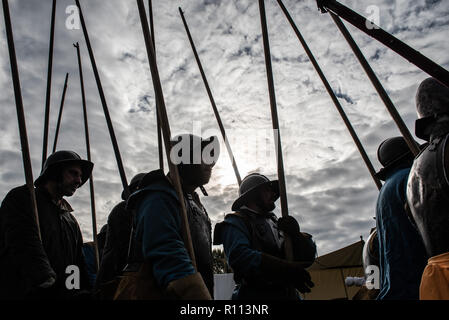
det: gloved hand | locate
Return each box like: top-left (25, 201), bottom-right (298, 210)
top-left (277, 216), bottom-right (300, 237)
top-left (259, 253), bottom-right (314, 293)
top-left (290, 266), bottom-right (314, 294)
top-left (278, 216), bottom-right (316, 266)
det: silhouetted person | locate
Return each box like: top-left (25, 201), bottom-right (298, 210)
top-left (374, 137), bottom-right (427, 300)
top-left (114, 134), bottom-right (220, 300)
top-left (214, 173), bottom-right (316, 300)
top-left (0, 151), bottom-right (94, 299)
top-left (407, 78), bottom-right (449, 300)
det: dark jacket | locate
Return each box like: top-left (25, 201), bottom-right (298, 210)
top-left (214, 208), bottom-right (316, 300)
top-left (96, 201), bottom-right (131, 288)
top-left (0, 185), bottom-right (90, 299)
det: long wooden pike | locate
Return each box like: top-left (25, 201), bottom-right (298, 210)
top-left (148, 0), bottom-right (164, 171)
top-left (3, 0), bottom-right (41, 240)
top-left (276, 0), bottom-right (382, 191)
top-left (148, 0), bottom-right (155, 53)
top-left (258, 0), bottom-right (294, 262)
top-left (329, 13), bottom-right (420, 156)
top-left (75, 0), bottom-right (130, 198)
top-left (179, 7), bottom-right (242, 186)
top-left (74, 42), bottom-right (99, 271)
top-left (317, 0), bottom-right (449, 88)
top-left (52, 73), bottom-right (69, 153)
top-left (42, 0), bottom-right (57, 167)
top-left (136, 0), bottom-right (197, 270)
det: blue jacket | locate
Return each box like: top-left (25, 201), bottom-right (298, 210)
top-left (216, 214), bottom-right (262, 278)
top-left (376, 167), bottom-right (427, 300)
top-left (133, 182), bottom-right (195, 289)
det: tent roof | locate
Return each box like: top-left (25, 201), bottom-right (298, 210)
top-left (307, 240), bottom-right (365, 271)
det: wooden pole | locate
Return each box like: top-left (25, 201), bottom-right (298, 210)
top-left (3, 0), bottom-right (42, 240)
top-left (329, 13), bottom-right (420, 156)
top-left (276, 0), bottom-right (382, 191)
top-left (148, 0), bottom-right (155, 50)
top-left (317, 0), bottom-right (449, 88)
top-left (148, 0), bottom-right (164, 171)
top-left (137, 0), bottom-right (197, 269)
top-left (179, 7), bottom-right (242, 186)
top-left (42, 0), bottom-right (57, 167)
top-left (75, 0), bottom-right (130, 198)
top-left (258, 0), bottom-right (294, 262)
top-left (52, 73), bottom-right (69, 153)
top-left (74, 42), bottom-right (99, 271)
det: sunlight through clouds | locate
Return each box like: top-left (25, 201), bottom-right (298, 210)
top-left (1, 0), bottom-right (447, 254)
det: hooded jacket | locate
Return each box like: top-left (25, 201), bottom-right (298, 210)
top-left (126, 170), bottom-right (214, 296)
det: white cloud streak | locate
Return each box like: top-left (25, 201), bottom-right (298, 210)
top-left (1, 0), bottom-right (447, 254)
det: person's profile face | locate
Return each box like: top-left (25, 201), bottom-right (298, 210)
top-left (60, 164), bottom-right (83, 197)
top-left (257, 185), bottom-right (276, 212)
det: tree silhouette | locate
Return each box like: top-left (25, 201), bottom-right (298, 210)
top-left (212, 248), bottom-right (232, 274)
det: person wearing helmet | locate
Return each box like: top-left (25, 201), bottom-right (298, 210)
top-left (94, 172), bottom-right (146, 299)
top-left (0, 150), bottom-right (94, 299)
top-left (373, 137), bottom-right (427, 300)
top-left (114, 134), bottom-right (220, 300)
top-left (213, 173), bottom-right (316, 300)
top-left (407, 77), bottom-right (449, 300)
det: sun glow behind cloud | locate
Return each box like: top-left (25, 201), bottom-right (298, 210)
top-left (1, 0), bottom-right (448, 255)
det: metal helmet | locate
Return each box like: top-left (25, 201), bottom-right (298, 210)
top-left (121, 172), bottom-right (146, 200)
top-left (170, 133), bottom-right (220, 166)
top-left (415, 77), bottom-right (449, 140)
top-left (375, 136), bottom-right (414, 181)
top-left (34, 150), bottom-right (94, 187)
top-left (231, 173), bottom-right (279, 211)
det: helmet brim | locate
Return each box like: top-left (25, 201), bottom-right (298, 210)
top-left (375, 142), bottom-right (427, 181)
top-left (375, 150), bottom-right (413, 181)
top-left (34, 159), bottom-right (94, 187)
top-left (231, 180), bottom-right (279, 211)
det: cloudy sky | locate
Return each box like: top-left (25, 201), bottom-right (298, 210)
top-left (1, 0), bottom-right (448, 256)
